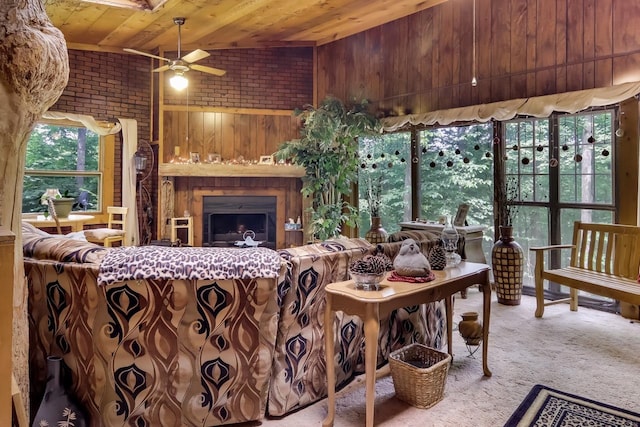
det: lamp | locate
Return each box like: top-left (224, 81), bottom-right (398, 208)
top-left (441, 218), bottom-right (461, 266)
top-left (170, 71), bottom-right (188, 90)
top-left (134, 151), bottom-right (147, 174)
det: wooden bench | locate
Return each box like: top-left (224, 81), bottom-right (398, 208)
top-left (530, 221), bottom-right (640, 318)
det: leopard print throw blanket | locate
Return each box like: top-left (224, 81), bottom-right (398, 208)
top-left (98, 245), bottom-right (283, 286)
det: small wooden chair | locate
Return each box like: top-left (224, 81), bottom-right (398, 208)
top-left (170, 216), bottom-right (194, 246)
top-left (85, 206), bottom-right (128, 247)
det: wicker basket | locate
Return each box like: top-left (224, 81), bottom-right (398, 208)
top-left (389, 343), bottom-right (451, 409)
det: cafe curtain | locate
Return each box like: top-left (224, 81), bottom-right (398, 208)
top-left (381, 81), bottom-right (640, 132)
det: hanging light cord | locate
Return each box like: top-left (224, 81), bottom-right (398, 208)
top-left (186, 85), bottom-right (189, 144)
top-left (472, 0), bottom-right (477, 87)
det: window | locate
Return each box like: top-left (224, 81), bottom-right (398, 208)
top-left (419, 124), bottom-right (494, 229)
top-left (23, 122), bottom-right (103, 213)
top-left (358, 133), bottom-right (411, 236)
top-left (501, 109), bottom-right (616, 309)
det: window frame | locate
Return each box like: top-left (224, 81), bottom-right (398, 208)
top-left (23, 118), bottom-right (115, 218)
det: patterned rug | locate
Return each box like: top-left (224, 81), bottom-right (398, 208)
top-left (504, 384), bottom-right (640, 427)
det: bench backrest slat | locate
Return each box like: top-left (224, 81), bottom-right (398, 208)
top-left (571, 221), bottom-right (640, 280)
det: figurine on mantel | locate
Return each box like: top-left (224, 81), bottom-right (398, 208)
top-left (285, 217), bottom-right (302, 230)
top-left (392, 239), bottom-right (432, 277)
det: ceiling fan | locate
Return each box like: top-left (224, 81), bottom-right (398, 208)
top-left (124, 17), bottom-right (226, 88)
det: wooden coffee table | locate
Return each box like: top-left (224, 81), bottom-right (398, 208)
top-left (322, 262), bottom-right (492, 427)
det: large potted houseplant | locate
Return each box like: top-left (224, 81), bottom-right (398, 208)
top-left (491, 176), bottom-right (525, 305)
top-left (275, 96), bottom-right (380, 241)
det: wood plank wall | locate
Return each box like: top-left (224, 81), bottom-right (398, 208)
top-left (160, 108), bottom-right (304, 246)
top-left (317, 0), bottom-right (640, 114)
top-left (162, 108), bottom-right (300, 163)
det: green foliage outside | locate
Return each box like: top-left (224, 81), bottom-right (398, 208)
top-left (358, 124), bottom-right (495, 250)
top-left (358, 133), bottom-right (411, 235)
top-left (419, 124), bottom-right (495, 231)
top-left (23, 124), bottom-right (101, 213)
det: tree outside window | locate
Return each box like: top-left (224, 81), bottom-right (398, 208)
top-left (23, 123), bottom-right (101, 213)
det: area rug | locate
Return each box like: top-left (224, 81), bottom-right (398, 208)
top-left (504, 384), bottom-right (640, 427)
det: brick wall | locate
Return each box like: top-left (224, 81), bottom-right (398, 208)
top-left (50, 49), bottom-right (153, 208)
top-left (162, 47), bottom-right (313, 109)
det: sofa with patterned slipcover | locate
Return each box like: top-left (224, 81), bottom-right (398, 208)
top-left (24, 222), bottom-right (284, 426)
top-left (24, 223), bottom-right (452, 425)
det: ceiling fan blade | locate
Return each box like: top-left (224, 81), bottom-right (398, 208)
top-left (123, 48), bottom-right (169, 62)
top-left (181, 49), bottom-right (210, 64)
top-left (190, 63), bottom-right (226, 77)
top-left (153, 65), bottom-right (171, 72)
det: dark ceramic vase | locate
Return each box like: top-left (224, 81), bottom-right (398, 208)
top-left (31, 356), bottom-right (88, 427)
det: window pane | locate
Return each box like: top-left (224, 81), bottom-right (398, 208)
top-left (511, 205), bottom-right (549, 287)
top-left (26, 124), bottom-right (99, 171)
top-left (561, 208), bottom-right (614, 231)
top-left (558, 111), bottom-right (614, 205)
top-left (358, 133), bottom-right (411, 236)
top-left (23, 175), bottom-right (100, 213)
top-left (504, 118), bottom-right (549, 203)
top-left (419, 124), bottom-right (495, 259)
top-left (23, 122), bottom-right (102, 213)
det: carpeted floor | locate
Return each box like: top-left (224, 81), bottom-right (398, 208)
top-left (241, 288), bottom-right (640, 427)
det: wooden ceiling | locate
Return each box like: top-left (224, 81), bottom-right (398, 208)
top-left (45, 0), bottom-right (448, 53)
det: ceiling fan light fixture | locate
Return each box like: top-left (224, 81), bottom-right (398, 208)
top-left (170, 71), bottom-right (188, 90)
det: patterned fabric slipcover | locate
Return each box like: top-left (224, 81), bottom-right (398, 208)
top-left (25, 226), bottom-right (454, 424)
top-left (268, 236), bottom-right (447, 416)
top-left (26, 231), bottom-right (283, 426)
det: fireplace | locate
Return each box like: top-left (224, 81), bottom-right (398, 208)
top-left (203, 195), bottom-right (277, 248)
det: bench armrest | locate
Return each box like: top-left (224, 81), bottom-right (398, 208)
top-left (530, 244), bottom-right (575, 252)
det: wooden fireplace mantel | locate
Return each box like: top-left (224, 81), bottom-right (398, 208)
top-left (192, 188), bottom-right (289, 248)
top-left (159, 163), bottom-right (305, 178)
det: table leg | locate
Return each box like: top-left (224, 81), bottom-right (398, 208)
top-left (445, 294), bottom-right (454, 358)
top-left (322, 296), bottom-right (335, 427)
top-left (481, 279), bottom-right (492, 377)
top-left (364, 303), bottom-right (380, 427)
